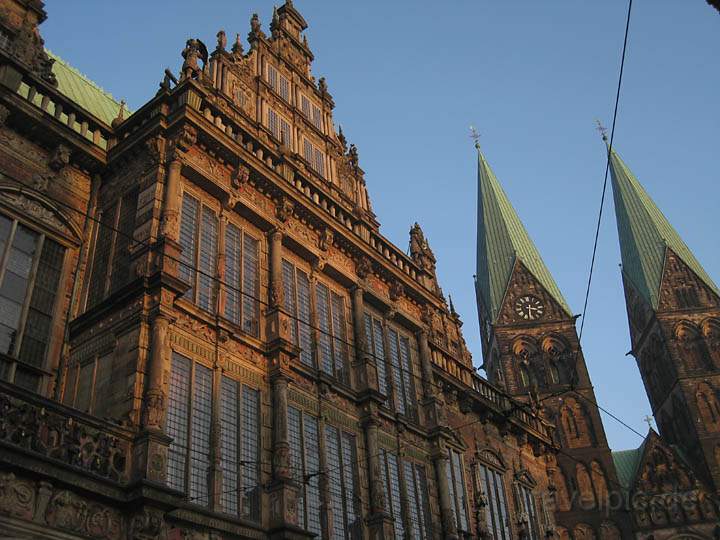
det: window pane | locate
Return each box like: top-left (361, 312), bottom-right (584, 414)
top-left (415, 464), bottom-right (432, 540)
top-left (331, 293), bottom-right (349, 384)
top-left (297, 270), bottom-right (313, 367)
top-left (386, 452), bottom-right (404, 538)
top-left (399, 336), bottom-right (418, 419)
top-left (224, 223), bottom-right (241, 324)
top-left (88, 206), bottom-right (115, 306)
top-left (315, 283), bottom-right (333, 375)
top-left (241, 234), bottom-right (259, 337)
top-left (371, 316), bottom-right (388, 398)
top-left (197, 207), bottom-right (218, 312)
top-left (404, 461), bottom-right (422, 538)
top-left (341, 433), bottom-right (359, 538)
top-left (220, 377), bottom-right (239, 515)
top-left (303, 414), bottom-right (322, 536)
top-left (13, 367), bottom-right (39, 392)
top-left (388, 329), bottom-right (405, 415)
top-left (451, 451), bottom-right (468, 531)
top-left (0, 214), bottom-right (12, 257)
top-left (325, 425), bottom-right (346, 539)
top-left (282, 260), bottom-right (298, 346)
top-left (179, 194), bottom-right (199, 299)
top-left (167, 354), bottom-right (191, 492)
top-left (19, 238), bottom-right (64, 367)
top-left (110, 190), bottom-right (137, 293)
top-left (241, 386), bottom-right (260, 520)
top-left (189, 364), bottom-right (212, 505)
top-left (288, 406), bottom-right (304, 526)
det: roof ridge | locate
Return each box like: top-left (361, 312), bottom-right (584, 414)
top-left (45, 48), bottom-right (125, 109)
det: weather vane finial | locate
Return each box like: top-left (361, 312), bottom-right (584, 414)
top-left (643, 415), bottom-right (654, 430)
top-left (469, 125), bottom-right (481, 149)
top-left (595, 119), bottom-right (608, 142)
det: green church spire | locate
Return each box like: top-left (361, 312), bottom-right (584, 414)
top-left (608, 146), bottom-right (719, 309)
top-left (475, 146), bottom-right (572, 323)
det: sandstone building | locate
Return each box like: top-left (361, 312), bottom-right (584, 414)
top-left (0, 1), bottom-right (717, 539)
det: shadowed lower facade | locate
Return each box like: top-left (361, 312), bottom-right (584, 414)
top-left (0, 1), bottom-right (717, 539)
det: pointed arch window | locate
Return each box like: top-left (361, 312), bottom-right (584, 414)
top-left (519, 364), bottom-right (530, 388)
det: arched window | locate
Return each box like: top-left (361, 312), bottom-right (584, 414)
top-left (562, 406), bottom-right (579, 438)
top-left (519, 364), bottom-right (530, 388)
top-left (675, 322), bottom-right (711, 371)
top-left (696, 383), bottom-right (720, 430)
top-left (590, 461), bottom-right (609, 507)
top-left (575, 464), bottom-right (596, 509)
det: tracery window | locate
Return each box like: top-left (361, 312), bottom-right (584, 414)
top-left (178, 193), bottom-right (260, 335)
top-left (446, 448), bottom-right (470, 533)
top-left (165, 352), bottom-right (261, 521)
top-left (363, 311), bottom-right (418, 418)
top-left (479, 463), bottom-right (511, 539)
top-left (282, 260), bottom-right (350, 382)
top-left (0, 213), bottom-right (65, 392)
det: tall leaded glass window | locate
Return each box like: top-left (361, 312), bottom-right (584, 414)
top-left (388, 328), bottom-right (418, 419)
top-left (518, 482), bottom-right (540, 540)
top-left (325, 425), bottom-right (360, 539)
top-left (0, 214), bottom-right (65, 391)
top-left (315, 283), bottom-right (349, 382)
top-left (446, 449), bottom-right (469, 533)
top-left (303, 138), bottom-right (325, 177)
top-left (282, 260), bottom-right (313, 367)
top-left (220, 377), bottom-right (261, 520)
top-left (178, 193), bottom-right (218, 311)
top-left (479, 464), bottom-right (511, 540)
top-left (404, 461), bottom-right (432, 540)
top-left (267, 64), bottom-right (290, 102)
top-left (166, 352), bottom-right (261, 514)
top-left (364, 313), bottom-right (387, 398)
top-left (268, 108), bottom-right (292, 145)
top-left (288, 406), bottom-right (322, 537)
top-left (380, 449), bottom-right (405, 539)
top-left (224, 223), bottom-right (260, 337)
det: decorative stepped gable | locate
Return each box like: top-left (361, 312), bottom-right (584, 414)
top-left (608, 146), bottom-right (720, 311)
top-left (475, 145), bottom-right (572, 324)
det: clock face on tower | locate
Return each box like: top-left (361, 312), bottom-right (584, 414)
top-left (514, 295), bottom-right (545, 321)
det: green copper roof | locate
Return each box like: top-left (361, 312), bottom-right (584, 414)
top-left (47, 49), bottom-right (127, 126)
top-left (609, 147), bottom-right (719, 309)
top-left (612, 439), bottom-right (646, 490)
top-left (476, 149), bottom-right (572, 322)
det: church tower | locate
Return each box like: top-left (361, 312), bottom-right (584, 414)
top-left (475, 144), bottom-right (630, 536)
top-left (609, 145), bottom-right (720, 491)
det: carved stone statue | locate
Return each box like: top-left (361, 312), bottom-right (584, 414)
top-left (181, 38), bottom-right (208, 80)
top-left (216, 30), bottom-right (227, 51)
top-left (250, 13), bottom-right (264, 38)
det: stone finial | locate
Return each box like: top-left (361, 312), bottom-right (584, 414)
top-left (231, 33), bottom-right (244, 56)
top-left (216, 30), bottom-right (227, 51)
top-left (270, 7), bottom-right (280, 37)
top-left (409, 222), bottom-right (437, 273)
top-left (249, 13), bottom-right (264, 39)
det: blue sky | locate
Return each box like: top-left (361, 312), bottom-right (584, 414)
top-left (43, 1), bottom-right (719, 451)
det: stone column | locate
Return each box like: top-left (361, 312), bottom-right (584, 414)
top-left (269, 229), bottom-right (284, 308)
top-left (134, 313), bottom-right (174, 483)
top-left (418, 329), bottom-right (435, 398)
top-left (434, 445), bottom-right (458, 540)
top-left (209, 363), bottom-right (223, 511)
top-left (161, 159), bottom-right (182, 241)
top-left (271, 372), bottom-right (291, 481)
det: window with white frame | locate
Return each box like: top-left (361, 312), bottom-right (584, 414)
top-left (165, 352), bottom-right (261, 520)
top-left (479, 463), bottom-right (512, 540)
top-left (446, 449), bottom-right (469, 533)
top-left (303, 137), bottom-right (326, 177)
top-left (268, 108), bottom-right (292, 146)
top-left (0, 213), bottom-right (65, 392)
top-left (300, 94), bottom-right (323, 131)
top-left (363, 312), bottom-right (418, 419)
top-left (282, 259), bottom-right (350, 382)
top-left (267, 64), bottom-right (290, 102)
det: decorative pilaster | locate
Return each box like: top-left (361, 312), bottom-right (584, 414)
top-left (161, 159), bottom-right (182, 241)
top-left (134, 313), bottom-right (173, 483)
top-left (362, 407), bottom-right (394, 539)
